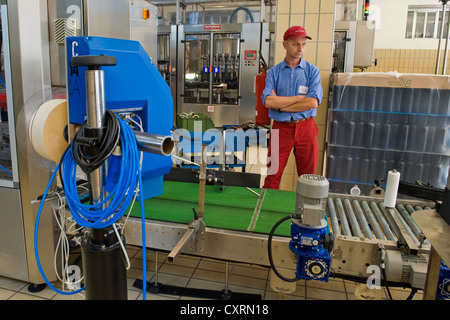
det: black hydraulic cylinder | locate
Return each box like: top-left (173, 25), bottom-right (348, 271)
top-left (81, 227), bottom-right (128, 300)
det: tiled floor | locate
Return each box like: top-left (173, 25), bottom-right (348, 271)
top-left (0, 245), bottom-right (422, 300)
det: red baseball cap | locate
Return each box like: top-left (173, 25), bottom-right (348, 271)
top-left (283, 26), bottom-right (312, 41)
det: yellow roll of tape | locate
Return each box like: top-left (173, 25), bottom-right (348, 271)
top-left (29, 99), bottom-right (69, 163)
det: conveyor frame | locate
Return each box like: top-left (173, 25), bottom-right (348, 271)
top-left (123, 190), bottom-right (433, 287)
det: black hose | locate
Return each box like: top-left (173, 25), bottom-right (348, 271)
top-left (381, 266), bottom-right (394, 300)
top-left (71, 110), bottom-right (120, 174)
top-left (267, 215), bottom-right (300, 282)
top-left (406, 287), bottom-right (418, 300)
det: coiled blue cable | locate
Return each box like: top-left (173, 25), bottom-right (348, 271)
top-left (62, 116), bottom-right (139, 228)
top-left (34, 114), bottom-right (147, 299)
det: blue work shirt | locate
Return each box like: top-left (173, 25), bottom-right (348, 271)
top-left (262, 58), bottom-right (323, 122)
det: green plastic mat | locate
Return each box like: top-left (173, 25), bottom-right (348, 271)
top-left (128, 181), bottom-right (295, 236)
top-left (252, 189), bottom-right (296, 236)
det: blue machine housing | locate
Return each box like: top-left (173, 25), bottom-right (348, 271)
top-left (66, 36), bottom-right (173, 199)
top-left (289, 222), bottom-right (331, 282)
top-left (436, 261), bottom-right (450, 300)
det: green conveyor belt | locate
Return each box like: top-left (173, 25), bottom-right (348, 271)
top-left (128, 181), bottom-right (295, 236)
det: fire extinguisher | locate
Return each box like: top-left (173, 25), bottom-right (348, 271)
top-left (255, 53), bottom-right (270, 126)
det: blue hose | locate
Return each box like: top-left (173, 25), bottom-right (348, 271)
top-left (62, 116), bottom-right (139, 229)
top-left (34, 114), bottom-right (147, 299)
top-left (229, 6), bottom-right (254, 23)
top-left (34, 162), bottom-right (85, 295)
top-left (0, 163), bottom-right (12, 175)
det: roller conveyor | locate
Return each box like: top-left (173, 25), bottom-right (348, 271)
top-left (125, 180), bottom-right (433, 245)
top-left (327, 195), bottom-right (431, 246)
top-left (124, 181), bottom-right (434, 290)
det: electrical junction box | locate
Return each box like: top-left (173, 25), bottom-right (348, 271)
top-left (354, 20), bottom-right (375, 68)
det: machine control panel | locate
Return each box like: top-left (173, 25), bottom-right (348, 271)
top-left (244, 50), bottom-right (257, 67)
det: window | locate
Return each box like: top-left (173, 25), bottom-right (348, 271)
top-left (405, 6), bottom-right (448, 39)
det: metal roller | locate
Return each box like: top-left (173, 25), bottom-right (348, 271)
top-left (398, 204), bottom-right (430, 245)
top-left (369, 201), bottom-right (396, 241)
top-left (334, 198), bottom-right (351, 236)
top-left (361, 200), bottom-right (385, 240)
top-left (343, 198), bottom-right (363, 238)
top-left (328, 196), bottom-right (432, 244)
top-left (351, 199), bottom-right (373, 239)
top-left (380, 202), bottom-right (419, 244)
top-left (327, 197), bottom-right (341, 235)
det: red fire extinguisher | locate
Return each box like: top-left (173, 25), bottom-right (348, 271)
top-left (255, 66), bottom-right (270, 126)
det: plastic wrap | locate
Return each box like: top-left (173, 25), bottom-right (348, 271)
top-left (326, 72), bottom-right (450, 195)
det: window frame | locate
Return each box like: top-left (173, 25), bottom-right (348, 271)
top-left (406, 6), bottom-right (447, 39)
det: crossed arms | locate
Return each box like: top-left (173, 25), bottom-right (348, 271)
top-left (264, 90), bottom-right (318, 112)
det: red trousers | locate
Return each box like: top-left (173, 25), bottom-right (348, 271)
top-left (263, 118), bottom-right (318, 189)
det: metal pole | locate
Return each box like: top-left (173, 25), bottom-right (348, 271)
top-left (155, 251), bottom-right (159, 285)
top-left (224, 262), bottom-right (229, 294)
top-left (436, 1), bottom-right (447, 74)
top-left (442, 6), bottom-right (450, 74)
top-left (76, 58), bottom-right (127, 300)
top-left (209, 32), bottom-right (214, 106)
top-left (260, 0), bottom-right (266, 22)
top-left (85, 69), bottom-right (106, 203)
top-left (176, 0), bottom-right (180, 25)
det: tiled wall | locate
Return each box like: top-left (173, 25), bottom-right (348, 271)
top-left (274, 0), bottom-right (335, 191)
top-left (365, 49), bottom-right (450, 75)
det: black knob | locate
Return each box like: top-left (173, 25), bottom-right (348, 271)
top-left (71, 55), bottom-right (117, 70)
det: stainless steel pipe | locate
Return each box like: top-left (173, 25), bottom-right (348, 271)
top-left (85, 69), bottom-right (106, 203)
top-left (134, 131), bottom-right (174, 156)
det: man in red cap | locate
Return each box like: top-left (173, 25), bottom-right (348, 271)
top-left (261, 25), bottom-right (323, 189)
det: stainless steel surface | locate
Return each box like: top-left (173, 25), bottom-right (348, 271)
top-left (84, 0), bottom-right (130, 40)
top-left (176, 23), bottom-right (273, 126)
top-left (327, 194), bottom-right (432, 280)
top-left (85, 69), bottom-right (106, 203)
top-left (239, 22), bottom-right (261, 124)
top-left (157, 24), bottom-right (178, 120)
top-left (86, 70), bottom-right (105, 129)
top-left (343, 198), bottom-right (363, 237)
top-left (0, 187), bottom-right (27, 280)
top-left (0, 3), bottom-right (18, 188)
top-left (129, 1), bottom-right (158, 61)
top-left (332, 235), bottom-right (393, 277)
top-left (328, 195), bottom-right (432, 245)
top-left (124, 217), bottom-right (296, 269)
top-left (85, 0), bottom-right (157, 61)
top-left (48, 0), bottom-right (83, 86)
top-left (49, 0), bottom-right (158, 86)
top-left (167, 228), bottom-right (195, 262)
top-left (1, 0), bottom-right (58, 284)
top-left (351, 199), bottom-right (372, 238)
top-left (134, 131), bottom-right (174, 156)
top-left (353, 21), bottom-right (376, 68)
top-left (260, 21), bottom-right (275, 68)
top-left (384, 206), bottom-right (423, 254)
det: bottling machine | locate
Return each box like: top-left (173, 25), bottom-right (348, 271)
top-left (157, 22), bottom-right (274, 127)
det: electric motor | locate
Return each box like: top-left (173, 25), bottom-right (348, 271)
top-left (289, 174), bottom-right (332, 282)
top-left (295, 174), bottom-right (329, 227)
